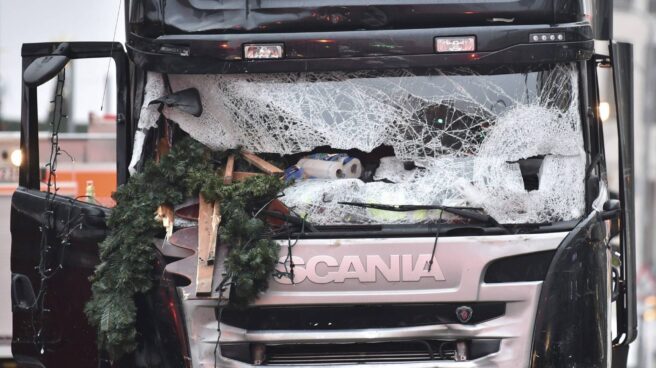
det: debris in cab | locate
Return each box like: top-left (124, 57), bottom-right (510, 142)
top-left (285, 153), bottom-right (363, 181)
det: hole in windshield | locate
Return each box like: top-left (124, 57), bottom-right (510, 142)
top-left (135, 64), bottom-right (585, 225)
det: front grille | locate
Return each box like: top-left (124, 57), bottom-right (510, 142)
top-left (267, 340), bottom-right (456, 365)
top-left (220, 302), bottom-right (505, 330)
top-left (221, 339), bottom-right (501, 365)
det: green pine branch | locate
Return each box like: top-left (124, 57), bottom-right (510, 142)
top-left (84, 137), bottom-right (285, 360)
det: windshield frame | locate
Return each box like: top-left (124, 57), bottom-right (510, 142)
top-left (135, 61), bottom-right (596, 235)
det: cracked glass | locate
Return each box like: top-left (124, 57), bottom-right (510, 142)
top-left (136, 64), bottom-right (585, 224)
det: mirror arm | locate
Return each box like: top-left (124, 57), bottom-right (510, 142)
top-left (600, 199), bottom-right (621, 220)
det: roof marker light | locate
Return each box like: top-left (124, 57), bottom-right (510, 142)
top-left (244, 44), bottom-right (284, 59)
top-left (435, 36), bottom-right (476, 53)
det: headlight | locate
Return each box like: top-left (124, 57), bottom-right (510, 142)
top-left (10, 149), bottom-right (22, 167)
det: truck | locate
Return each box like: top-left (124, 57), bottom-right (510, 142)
top-left (9, 0), bottom-right (638, 367)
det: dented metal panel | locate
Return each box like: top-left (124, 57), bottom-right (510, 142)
top-left (124, 0), bottom-right (593, 74)
top-left (181, 232), bottom-right (568, 367)
top-left (530, 212), bottom-right (610, 366)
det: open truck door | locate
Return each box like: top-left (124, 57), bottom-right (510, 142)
top-left (593, 1), bottom-right (638, 363)
top-left (609, 41), bottom-right (638, 367)
top-left (10, 42), bottom-right (130, 367)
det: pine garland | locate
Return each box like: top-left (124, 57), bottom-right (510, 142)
top-left (84, 138), bottom-right (285, 359)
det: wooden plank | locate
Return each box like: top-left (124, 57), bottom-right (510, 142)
top-left (157, 137), bottom-right (170, 161)
top-left (233, 171), bottom-right (263, 182)
top-left (224, 154), bottom-right (235, 185)
top-left (207, 202), bottom-right (221, 263)
top-left (196, 194), bottom-right (216, 295)
top-left (241, 151), bottom-right (283, 175)
top-left (156, 205), bottom-right (175, 240)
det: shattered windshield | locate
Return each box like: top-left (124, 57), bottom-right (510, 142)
top-left (138, 64), bottom-right (585, 225)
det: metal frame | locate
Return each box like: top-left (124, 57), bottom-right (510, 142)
top-left (611, 41), bottom-right (638, 347)
top-left (126, 23), bottom-right (594, 74)
top-left (19, 42), bottom-right (132, 188)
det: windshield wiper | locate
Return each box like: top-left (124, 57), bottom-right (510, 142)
top-left (260, 210), bottom-right (318, 232)
top-left (338, 201), bottom-right (500, 226)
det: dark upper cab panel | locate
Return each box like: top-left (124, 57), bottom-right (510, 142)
top-left (129, 0), bottom-right (585, 37)
top-left (125, 0), bottom-right (593, 74)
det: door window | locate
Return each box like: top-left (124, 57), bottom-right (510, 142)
top-left (35, 59), bottom-right (118, 207)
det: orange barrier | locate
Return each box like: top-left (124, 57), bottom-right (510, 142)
top-left (0, 167), bottom-right (117, 207)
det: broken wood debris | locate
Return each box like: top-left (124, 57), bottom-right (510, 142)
top-left (207, 201), bottom-right (221, 264)
top-left (194, 151), bottom-right (283, 297)
top-left (224, 154), bottom-right (235, 184)
top-left (241, 150), bottom-right (283, 175)
top-left (155, 205), bottom-right (174, 240)
top-left (196, 193), bottom-right (217, 295)
top-left (233, 171), bottom-right (263, 182)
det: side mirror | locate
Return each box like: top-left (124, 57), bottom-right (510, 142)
top-left (149, 88), bottom-right (203, 117)
top-left (23, 43), bottom-right (70, 87)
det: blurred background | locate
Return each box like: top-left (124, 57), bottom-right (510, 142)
top-left (0, 0), bottom-right (655, 366)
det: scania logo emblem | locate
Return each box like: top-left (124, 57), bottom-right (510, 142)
top-left (274, 254), bottom-right (446, 284)
top-left (456, 306), bottom-right (473, 323)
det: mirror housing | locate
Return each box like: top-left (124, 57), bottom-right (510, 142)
top-left (23, 43), bottom-right (70, 87)
top-left (149, 88), bottom-right (203, 117)
top-left (601, 199), bottom-right (621, 239)
top-left (601, 199), bottom-right (621, 219)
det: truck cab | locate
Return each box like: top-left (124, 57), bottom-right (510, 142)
top-left (10, 1), bottom-right (637, 367)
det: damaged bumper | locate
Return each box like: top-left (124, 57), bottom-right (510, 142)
top-left (175, 233), bottom-right (569, 367)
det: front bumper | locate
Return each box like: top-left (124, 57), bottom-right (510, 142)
top-left (175, 233), bottom-right (568, 367)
